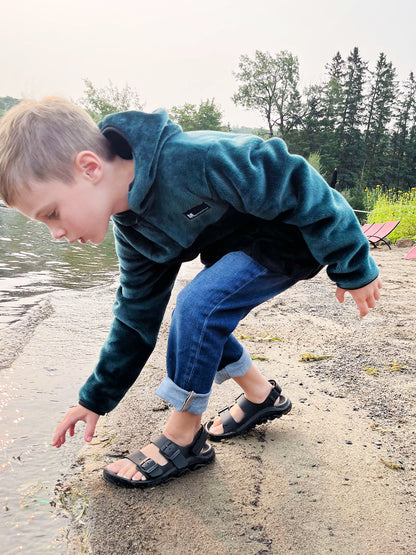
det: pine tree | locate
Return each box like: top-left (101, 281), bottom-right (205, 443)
top-left (337, 47), bottom-right (368, 188)
top-left (295, 84), bottom-right (326, 157)
top-left (390, 72), bottom-right (416, 188)
top-left (362, 53), bottom-right (397, 187)
top-left (317, 52), bottom-right (346, 180)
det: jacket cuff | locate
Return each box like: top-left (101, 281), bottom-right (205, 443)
top-left (78, 399), bottom-right (106, 416)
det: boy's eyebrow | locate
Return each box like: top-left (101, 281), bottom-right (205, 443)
top-left (33, 205), bottom-right (52, 219)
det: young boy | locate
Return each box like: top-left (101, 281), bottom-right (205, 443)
top-left (0, 97), bottom-right (381, 489)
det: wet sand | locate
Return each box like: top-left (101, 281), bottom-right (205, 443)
top-left (15, 248), bottom-right (416, 553)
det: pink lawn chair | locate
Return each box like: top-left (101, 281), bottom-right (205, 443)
top-left (361, 221), bottom-right (400, 249)
top-left (405, 245), bottom-right (416, 260)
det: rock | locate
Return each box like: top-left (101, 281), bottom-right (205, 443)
top-left (395, 238), bottom-right (414, 248)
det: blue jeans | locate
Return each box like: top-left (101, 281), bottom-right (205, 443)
top-left (156, 251), bottom-right (299, 414)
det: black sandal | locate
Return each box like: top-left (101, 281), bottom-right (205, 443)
top-left (205, 380), bottom-right (291, 441)
top-left (103, 426), bottom-right (215, 488)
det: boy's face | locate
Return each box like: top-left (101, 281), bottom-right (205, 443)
top-left (12, 175), bottom-right (112, 245)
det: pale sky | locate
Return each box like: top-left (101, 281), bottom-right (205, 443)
top-left (1, 0), bottom-right (415, 127)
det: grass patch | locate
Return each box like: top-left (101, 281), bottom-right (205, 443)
top-left (364, 366), bottom-right (380, 376)
top-left (298, 353), bottom-right (334, 362)
top-left (366, 186), bottom-right (416, 242)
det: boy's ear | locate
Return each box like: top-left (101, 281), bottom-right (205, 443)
top-left (74, 151), bottom-right (103, 183)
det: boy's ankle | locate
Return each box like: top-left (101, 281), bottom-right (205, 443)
top-left (163, 425), bottom-right (200, 447)
top-left (243, 380), bottom-right (273, 404)
top-left (163, 410), bottom-right (202, 446)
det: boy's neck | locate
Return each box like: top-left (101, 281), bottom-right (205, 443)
top-left (105, 155), bottom-right (135, 215)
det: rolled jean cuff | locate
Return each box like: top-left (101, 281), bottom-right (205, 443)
top-left (156, 377), bottom-right (211, 414)
top-left (215, 347), bottom-right (252, 384)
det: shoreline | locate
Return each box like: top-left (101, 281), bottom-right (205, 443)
top-left (56, 247), bottom-right (416, 554)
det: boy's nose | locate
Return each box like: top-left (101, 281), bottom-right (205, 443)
top-left (50, 226), bottom-right (66, 240)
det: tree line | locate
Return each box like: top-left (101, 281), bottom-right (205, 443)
top-left (233, 48), bottom-right (416, 192)
top-left (2, 46), bottom-right (414, 193)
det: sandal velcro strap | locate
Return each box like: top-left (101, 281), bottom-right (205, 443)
top-left (126, 451), bottom-right (165, 479)
top-left (153, 435), bottom-right (189, 470)
top-left (220, 410), bottom-right (239, 434)
top-left (190, 426), bottom-right (209, 455)
top-left (139, 457), bottom-right (164, 478)
top-left (152, 427), bottom-right (209, 470)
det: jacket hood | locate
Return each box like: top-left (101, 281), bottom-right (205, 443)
top-left (99, 110), bottom-right (182, 213)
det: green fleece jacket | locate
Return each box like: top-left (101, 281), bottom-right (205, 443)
top-left (78, 109), bottom-right (379, 415)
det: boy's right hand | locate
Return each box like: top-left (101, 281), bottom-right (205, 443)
top-left (52, 404), bottom-right (100, 448)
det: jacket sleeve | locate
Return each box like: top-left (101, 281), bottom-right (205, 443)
top-left (78, 229), bottom-right (180, 415)
top-left (205, 135), bottom-right (378, 289)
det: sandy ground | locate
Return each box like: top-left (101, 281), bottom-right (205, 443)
top-left (54, 246), bottom-right (416, 554)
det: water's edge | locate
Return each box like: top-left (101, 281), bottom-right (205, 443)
top-left (1, 282), bottom-right (117, 554)
top-left (0, 297), bottom-right (54, 371)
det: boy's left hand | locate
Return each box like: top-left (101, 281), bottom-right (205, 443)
top-left (52, 404), bottom-right (100, 448)
top-left (335, 276), bottom-right (382, 317)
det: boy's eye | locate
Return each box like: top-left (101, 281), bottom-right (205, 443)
top-left (47, 210), bottom-right (58, 220)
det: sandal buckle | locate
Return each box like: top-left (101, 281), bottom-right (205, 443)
top-left (163, 443), bottom-right (181, 460)
top-left (140, 457), bottom-right (158, 473)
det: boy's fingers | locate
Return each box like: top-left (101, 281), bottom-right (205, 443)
top-left (52, 426), bottom-right (63, 446)
top-left (84, 429), bottom-right (93, 443)
top-left (84, 414), bottom-right (99, 443)
top-left (52, 414), bottom-right (74, 447)
top-left (52, 432), bottom-right (65, 448)
top-left (335, 287), bottom-right (345, 303)
top-left (353, 293), bottom-right (369, 317)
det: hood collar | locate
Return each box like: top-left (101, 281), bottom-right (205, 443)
top-left (99, 110), bottom-right (182, 213)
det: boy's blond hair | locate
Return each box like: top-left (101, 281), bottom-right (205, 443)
top-left (0, 97), bottom-right (114, 205)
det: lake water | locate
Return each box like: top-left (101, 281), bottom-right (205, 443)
top-left (0, 206), bottom-right (118, 329)
top-left (0, 206), bottom-right (119, 554)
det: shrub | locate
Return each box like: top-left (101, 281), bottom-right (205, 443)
top-left (367, 187), bottom-right (416, 242)
top-left (339, 187), bottom-right (368, 223)
top-left (308, 152), bottom-right (322, 175)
